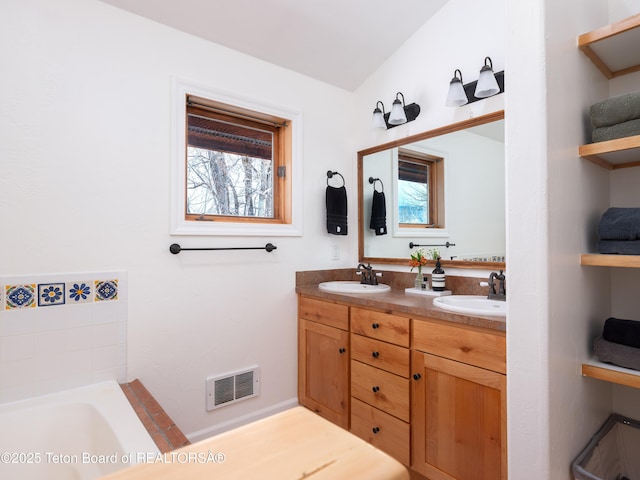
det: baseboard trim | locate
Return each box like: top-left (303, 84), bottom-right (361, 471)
top-left (186, 397), bottom-right (300, 443)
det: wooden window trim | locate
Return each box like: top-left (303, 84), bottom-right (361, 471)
top-left (397, 148), bottom-right (444, 229)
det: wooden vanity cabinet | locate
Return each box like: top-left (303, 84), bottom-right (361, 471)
top-left (298, 293), bottom-right (508, 479)
top-left (349, 307), bottom-right (411, 466)
top-left (298, 296), bottom-right (350, 429)
top-left (411, 318), bottom-right (507, 480)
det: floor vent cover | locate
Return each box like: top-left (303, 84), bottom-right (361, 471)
top-left (206, 366), bottom-right (260, 411)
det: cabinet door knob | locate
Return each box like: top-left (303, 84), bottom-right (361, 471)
top-left (338, 348), bottom-right (346, 354)
top-left (372, 351), bottom-right (379, 358)
top-left (371, 323), bottom-right (380, 329)
top-left (372, 427), bottom-right (380, 434)
top-left (372, 386), bottom-right (380, 393)
top-left (413, 373), bottom-right (421, 380)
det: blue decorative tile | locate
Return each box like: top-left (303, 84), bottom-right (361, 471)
top-left (6, 284), bottom-right (36, 309)
top-left (67, 281), bottom-right (93, 304)
top-left (95, 280), bottom-right (118, 301)
top-left (37, 283), bottom-right (66, 307)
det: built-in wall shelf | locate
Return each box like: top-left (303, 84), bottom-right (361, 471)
top-left (578, 13), bottom-right (640, 79)
top-left (582, 358), bottom-right (640, 389)
top-left (581, 254), bottom-right (640, 268)
top-left (577, 14), bottom-right (640, 394)
top-left (579, 135), bottom-right (640, 170)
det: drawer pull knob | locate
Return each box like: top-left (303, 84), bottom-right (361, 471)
top-left (372, 386), bottom-right (380, 393)
top-left (338, 348), bottom-right (346, 354)
top-left (413, 373), bottom-right (421, 380)
top-left (372, 351), bottom-right (379, 358)
top-left (372, 427), bottom-right (380, 434)
top-left (371, 323), bottom-right (380, 329)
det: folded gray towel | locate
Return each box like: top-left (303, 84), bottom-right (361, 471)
top-left (598, 208), bottom-right (640, 241)
top-left (597, 240), bottom-right (640, 255)
top-left (592, 118), bottom-right (640, 143)
top-left (594, 335), bottom-right (640, 371)
top-left (590, 91), bottom-right (640, 128)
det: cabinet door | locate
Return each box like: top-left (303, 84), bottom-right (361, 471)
top-left (411, 351), bottom-right (507, 480)
top-left (298, 319), bottom-right (350, 428)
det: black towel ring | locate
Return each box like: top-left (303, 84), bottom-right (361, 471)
top-left (327, 170), bottom-right (345, 187)
top-left (368, 177), bottom-right (384, 193)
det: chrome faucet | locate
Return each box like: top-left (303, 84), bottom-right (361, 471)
top-left (356, 263), bottom-right (379, 285)
top-left (487, 270), bottom-right (506, 301)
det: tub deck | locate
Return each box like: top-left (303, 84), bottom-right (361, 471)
top-left (120, 380), bottom-right (189, 453)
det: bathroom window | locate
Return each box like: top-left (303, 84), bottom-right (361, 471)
top-left (171, 81), bottom-right (302, 236)
top-left (186, 95), bottom-right (291, 224)
top-left (397, 149), bottom-right (444, 228)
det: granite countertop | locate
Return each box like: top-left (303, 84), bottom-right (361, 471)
top-left (296, 269), bottom-right (506, 332)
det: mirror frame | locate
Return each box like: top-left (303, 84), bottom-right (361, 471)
top-left (358, 110), bottom-right (506, 270)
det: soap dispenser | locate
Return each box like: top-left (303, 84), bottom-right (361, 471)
top-left (431, 257), bottom-right (446, 291)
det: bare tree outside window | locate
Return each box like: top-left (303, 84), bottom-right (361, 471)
top-left (187, 148), bottom-right (274, 218)
top-left (185, 103), bottom-right (280, 220)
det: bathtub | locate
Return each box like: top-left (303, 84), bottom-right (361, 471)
top-left (0, 381), bottom-right (159, 480)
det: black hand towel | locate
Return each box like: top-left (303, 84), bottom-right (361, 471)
top-left (603, 317), bottom-right (640, 349)
top-left (326, 185), bottom-right (348, 235)
top-left (369, 190), bottom-right (387, 236)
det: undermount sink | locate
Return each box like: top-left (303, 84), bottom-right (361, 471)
top-left (318, 281), bottom-right (391, 294)
top-left (433, 295), bottom-right (507, 317)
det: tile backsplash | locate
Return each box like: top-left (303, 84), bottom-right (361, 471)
top-left (0, 271), bottom-right (127, 403)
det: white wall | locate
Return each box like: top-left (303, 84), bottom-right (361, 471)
top-left (0, 0), bottom-right (356, 438)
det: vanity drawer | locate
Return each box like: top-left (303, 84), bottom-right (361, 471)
top-left (412, 318), bottom-right (506, 374)
top-left (350, 397), bottom-right (410, 466)
top-left (351, 360), bottom-right (410, 422)
top-left (350, 308), bottom-right (410, 347)
top-left (298, 296), bottom-right (349, 331)
top-left (351, 334), bottom-right (410, 377)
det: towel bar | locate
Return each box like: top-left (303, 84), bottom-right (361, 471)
top-left (169, 243), bottom-right (277, 254)
top-left (409, 241), bottom-right (456, 249)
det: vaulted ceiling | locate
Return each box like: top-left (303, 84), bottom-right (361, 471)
top-left (99, 0), bottom-right (449, 91)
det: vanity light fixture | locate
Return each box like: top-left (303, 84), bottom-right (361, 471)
top-left (474, 57), bottom-right (501, 98)
top-left (445, 69), bottom-right (468, 107)
top-left (388, 92), bottom-right (408, 125)
top-left (372, 101), bottom-right (387, 129)
top-left (446, 56), bottom-right (505, 107)
top-left (372, 92), bottom-right (421, 129)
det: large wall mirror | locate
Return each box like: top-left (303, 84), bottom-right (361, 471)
top-left (358, 110), bottom-right (505, 270)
